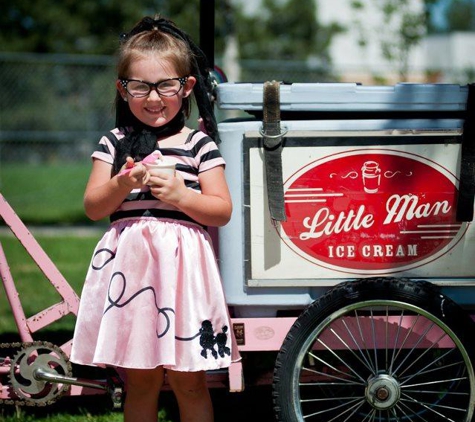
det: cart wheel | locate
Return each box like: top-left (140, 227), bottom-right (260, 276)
top-left (273, 278), bottom-right (475, 422)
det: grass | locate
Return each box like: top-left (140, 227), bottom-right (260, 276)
top-left (0, 234), bottom-right (100, 334)
top-left (0, 163), bottom-right (95, 225)
top-left (0, 401), bottom-right (125, 421)
top-left (0, 398), bottom-right (171, 421)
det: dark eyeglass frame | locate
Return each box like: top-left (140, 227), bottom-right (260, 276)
top-left (119, 76), bottom-right (188, 98)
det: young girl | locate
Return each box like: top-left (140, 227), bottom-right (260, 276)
top-left (71, 15), bottom-right (238, 422)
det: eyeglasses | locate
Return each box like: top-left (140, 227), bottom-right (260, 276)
top-left (119, 77), bottom-right (188, 98)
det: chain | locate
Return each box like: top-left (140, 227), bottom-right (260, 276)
top-left (0, 341), bottom-right (72, 407)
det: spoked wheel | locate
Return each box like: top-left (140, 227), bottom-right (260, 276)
top-left (273, 278), bottom-right (475, 422)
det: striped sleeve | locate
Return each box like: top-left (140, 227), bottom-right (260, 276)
top-left (91, 128), bottom-right (123, 164)
top-left (192, 131), bottom-right (226, 173)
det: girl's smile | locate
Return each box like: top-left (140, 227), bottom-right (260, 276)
top-left (144, 104), bottom-right (166, 116)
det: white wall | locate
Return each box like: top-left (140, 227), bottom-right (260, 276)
top-left (424, 32), bottom-right (475, 70)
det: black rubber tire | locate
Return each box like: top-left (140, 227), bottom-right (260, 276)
top-left (273, 278), bottom-right (475, 422)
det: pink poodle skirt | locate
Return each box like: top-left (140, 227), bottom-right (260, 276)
top-left (71, 217), bottom-right (239, 372)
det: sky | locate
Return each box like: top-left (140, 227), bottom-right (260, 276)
top-left (431, 0), bottom-right (451, 29)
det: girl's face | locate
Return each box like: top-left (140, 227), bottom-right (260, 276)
top-left (116, 55), bottom-right (195, 128)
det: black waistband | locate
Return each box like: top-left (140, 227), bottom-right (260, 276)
top-left (110, 209), bottom-right (202, 227)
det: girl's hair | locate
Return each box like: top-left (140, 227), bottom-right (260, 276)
top-left (114, 16), bottom-right (219, 142)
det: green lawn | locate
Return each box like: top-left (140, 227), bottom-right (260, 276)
top-left (0, 399), bottom-right (171, 421)
top-left (0, 402), bottom-right (125, 422)
top-left (0, 234), bottom-right (100, 334)
top-left (0, 163), bottom-right (94, 225)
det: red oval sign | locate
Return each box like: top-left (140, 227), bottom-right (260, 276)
top-left (280, 149), bottom-right (466, 274)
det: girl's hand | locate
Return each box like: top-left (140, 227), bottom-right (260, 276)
top-left (146, 166), bottom-right (231, 227)
top-left (117, 157), bottom-right (150, 189)
top-left (148, 170), bottom-right (189, 205)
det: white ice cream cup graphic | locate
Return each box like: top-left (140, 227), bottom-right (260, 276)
top-left (362, 161), bottom-right (381, 193)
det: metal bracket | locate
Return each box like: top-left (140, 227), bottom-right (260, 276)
top-left (261, 81), bottom-right (287, 222)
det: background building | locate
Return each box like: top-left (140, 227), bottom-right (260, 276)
top-left (235, 0), bottom-right (475, 84)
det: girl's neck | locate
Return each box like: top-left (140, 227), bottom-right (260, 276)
top-left (157, 127), bottom-right (194, 147)
top-left (130, 111), bottom-right (185, 136)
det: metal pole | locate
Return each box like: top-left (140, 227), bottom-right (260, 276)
top-left (200, 0), bottom-right (215, 68)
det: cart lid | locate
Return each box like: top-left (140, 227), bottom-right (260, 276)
top-left (216, 82), bottom-right (469, 112)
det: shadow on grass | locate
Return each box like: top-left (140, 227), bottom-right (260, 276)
top-left (212, 385), bottom-right (276, 421)
top-left (0, 386), bottom-right (276, 421)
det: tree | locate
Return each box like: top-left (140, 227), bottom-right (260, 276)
top-left (349, 0), bottom-right (428, 81)
top-left (426, 0), bottom-right (475, 33)
top-left (234, 0), bottom-right (344, 61)
top-left (1, 0), bottom-right (343, 75)
top-left (0, 0), bottom-right (226, 55)
top-left (1, 0), bottom-right (144, 54)
top-left (446, 0), bottom-right (475, 31)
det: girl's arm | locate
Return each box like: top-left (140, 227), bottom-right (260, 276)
top-left (149, 165), bottom-right (232, 227)
top-left (84, 158), bottom-right (149, 221)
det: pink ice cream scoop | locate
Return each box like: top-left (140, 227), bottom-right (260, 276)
top-left (119, 150), bottom-right (175, 176)
top-left (143, 150), bottom-right (176, 176)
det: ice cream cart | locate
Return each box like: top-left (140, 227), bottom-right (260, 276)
top-left (215, 81), bottom-right (475, 421)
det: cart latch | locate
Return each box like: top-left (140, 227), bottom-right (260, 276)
top-left (260, 80), bottom-right (288, 222)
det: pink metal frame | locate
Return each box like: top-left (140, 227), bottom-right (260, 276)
top-left (0, 194), bottom-right (80, 344)
top-left (0, 194), bottom-right (109, 398)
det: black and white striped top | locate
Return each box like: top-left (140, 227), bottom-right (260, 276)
top-left (92, 128), bottom-right (226, 220)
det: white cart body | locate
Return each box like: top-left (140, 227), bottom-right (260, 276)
top-left (216, 83), bottom-right (475, 316)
